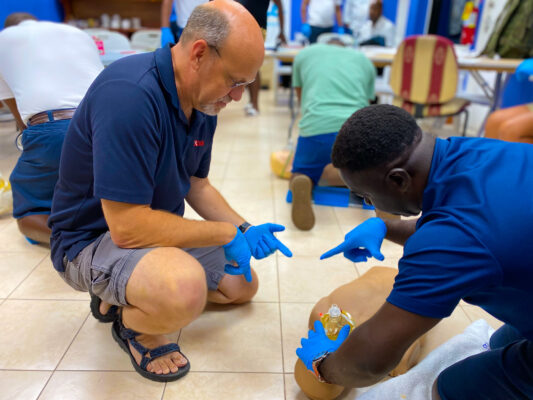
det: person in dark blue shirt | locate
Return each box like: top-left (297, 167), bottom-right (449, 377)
top-left (48, 0), bottom-right (292, 383)
top-left (296, 104), bottom-right (533, 399)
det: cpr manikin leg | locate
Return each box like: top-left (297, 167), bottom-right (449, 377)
top-left (294, 267), bottom-right (425, 400)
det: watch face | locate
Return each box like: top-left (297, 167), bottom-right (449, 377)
top-left (239, 222), bottom-right (251, 233)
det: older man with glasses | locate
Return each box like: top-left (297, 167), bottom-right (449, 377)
top-left (48, 0), bottom-right (292, 382)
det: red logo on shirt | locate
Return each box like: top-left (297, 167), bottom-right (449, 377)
top-left (194, 140), bottom-right (205, 147)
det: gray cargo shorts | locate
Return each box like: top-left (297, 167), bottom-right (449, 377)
top-left (59, 232), bottom-right (227, 306)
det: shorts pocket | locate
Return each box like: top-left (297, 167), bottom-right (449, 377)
top-left (62, 256), bottom-right (89, 292)
top-left (89, 268), bottom-right (111, 298)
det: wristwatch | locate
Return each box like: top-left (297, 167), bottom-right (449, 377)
top-left (311, 351), bottom-right (331, 383)
top-left (238, 221), bottom-right (252, 233)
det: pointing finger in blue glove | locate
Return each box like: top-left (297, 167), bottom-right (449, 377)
top-left (244, 223), bottom-right (293, 260)
top-left (320, 217), bottom-right (386, 262)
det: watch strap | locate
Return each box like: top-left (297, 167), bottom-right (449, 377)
top-left (311, 351), bottom-right (331, 383)
top-left (238, 221), bottom-right (252, 233)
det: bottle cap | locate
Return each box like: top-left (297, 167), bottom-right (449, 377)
top-left (328, 304), bottom-right (341, 318)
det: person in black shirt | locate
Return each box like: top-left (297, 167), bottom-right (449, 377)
top-left (237, 0), bottom-right (286, 116)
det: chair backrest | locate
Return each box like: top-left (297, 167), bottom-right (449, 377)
top-left (131, 29), bottom-right (161, 51)
top-left (390, 35), bottom-right (458, 104)
top-left (87, 30), bottom-right (131, 52)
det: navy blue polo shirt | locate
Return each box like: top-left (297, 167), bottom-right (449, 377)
top-left (387, 137), bottom-right (533, 340)
top-left (48, 46), bottom-right (216, 272)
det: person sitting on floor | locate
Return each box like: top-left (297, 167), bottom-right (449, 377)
top-left (290, 37), bottom-right (375, 230)
top-left (0, 13), bottom-right (103, 244)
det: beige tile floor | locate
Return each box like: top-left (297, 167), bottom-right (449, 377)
top-left (0, 91), bottom-right (503, 400)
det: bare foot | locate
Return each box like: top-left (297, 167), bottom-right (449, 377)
top-left (126, 332), bottom-right (188, 375)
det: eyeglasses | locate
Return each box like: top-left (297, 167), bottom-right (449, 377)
top-left (208, 44), bottom-right (255, 89)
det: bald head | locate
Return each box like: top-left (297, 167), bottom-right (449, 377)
top-left (4, 12), bottom-right (37, 28)
top-left (181, 0), bottom-right (264, 61)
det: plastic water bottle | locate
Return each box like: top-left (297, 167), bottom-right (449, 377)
top-left (0, 174), bottom-right (12, 216)
top-left (320, 304), bottom-right (355, 340)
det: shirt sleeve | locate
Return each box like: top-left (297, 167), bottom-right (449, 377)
top-left (88, 79), bottom-right (161, 205)
top-left (387, 214), bottom-right (502, 318)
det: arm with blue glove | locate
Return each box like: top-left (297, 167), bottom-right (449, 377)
top-left (160, 0), bottom-right (175, 47)
top-left (296, 321), bottom-right (350, 378)
top-left (244, 223), bottom-right (292, 260)
top-left (161, 27), bottom-right (175, 47)
top-left (297, 303), bottom-right (440, 387)
top-left (320, 217), bottom-right (386, 262)
top-left (223, 229), bottom-right (253, 282)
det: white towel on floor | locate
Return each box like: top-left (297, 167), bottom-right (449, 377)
top-left (352, 320), bottom-right (495, 400)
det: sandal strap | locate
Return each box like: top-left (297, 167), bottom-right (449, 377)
top-left (116, 314), bottom-right (183, 370)
top-left (139, 342), bottom-right (181, 370)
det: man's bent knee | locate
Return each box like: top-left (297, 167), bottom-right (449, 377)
top-left (213, 268), bottom-right (259, 304)
top-left (126, 247), bottom-right (208, 329)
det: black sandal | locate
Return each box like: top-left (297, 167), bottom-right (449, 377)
top-left (90, 293), bottom-right (119, 323)
top-left (111, 313), bottom-right (190, 382)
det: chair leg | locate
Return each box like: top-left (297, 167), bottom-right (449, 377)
top-left (462, 109), bottom-right (469, 136)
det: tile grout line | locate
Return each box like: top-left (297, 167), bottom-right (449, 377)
top-left (331, 208), bottom-right (360, 277)
top-left (275, 253), bottom-right (288, 400)
top-left (36, 311), bottom-right (91, 400)
top-left (270, 171), bottom-right (289, 399)
top-left (161, 382), bottom-right (167, 400)
top-left (4, 298), bottom-right (102, 302)
top-left (0, 368), bottom-right (288, 374)
top-left (3, 252), bottom-right (49, 300)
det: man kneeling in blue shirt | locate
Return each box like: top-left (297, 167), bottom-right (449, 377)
top-left (297, 104), bottom-right (533, 399)
top-left (48, 0), bottom-right (292, 382)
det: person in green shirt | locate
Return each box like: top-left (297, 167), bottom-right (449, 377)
top-left (290, 38), bottom-right (376, 230)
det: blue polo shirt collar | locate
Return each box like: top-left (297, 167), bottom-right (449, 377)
top-left (155, 44), bottom-right (204, 129)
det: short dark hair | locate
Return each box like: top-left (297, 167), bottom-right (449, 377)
top-left (332, 104), bottom-right (421, 171)
top-left (4, 12), bottom-right (37, 29)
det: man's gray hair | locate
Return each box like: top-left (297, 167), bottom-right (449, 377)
top-left (180, 5), bottom-right (230, 48)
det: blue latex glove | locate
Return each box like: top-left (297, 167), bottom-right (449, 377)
top-left (301, 23), bottom-right (311, 39)
top-left (335, 26), bottom-right (345, 35)
top-left (244, 223), bottom-right (293, 260)
top-left (296, 320), bottom-right (351, 371)
top-left (516, 58), bottom-right (533, 82)
top-left (223, 229), bottom-right (252, 282)
top-left (161, 27), bottom-right (175, 48)
top-left (320, 217), bottom-right (386, 262)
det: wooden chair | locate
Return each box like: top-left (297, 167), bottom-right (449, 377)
top-left (390, 35), bottom-right (470, 135)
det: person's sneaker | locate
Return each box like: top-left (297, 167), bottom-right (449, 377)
top-left (245, 106), bottom-right (259, 117)
top-left (290, 175), bottom-right (315, 230)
